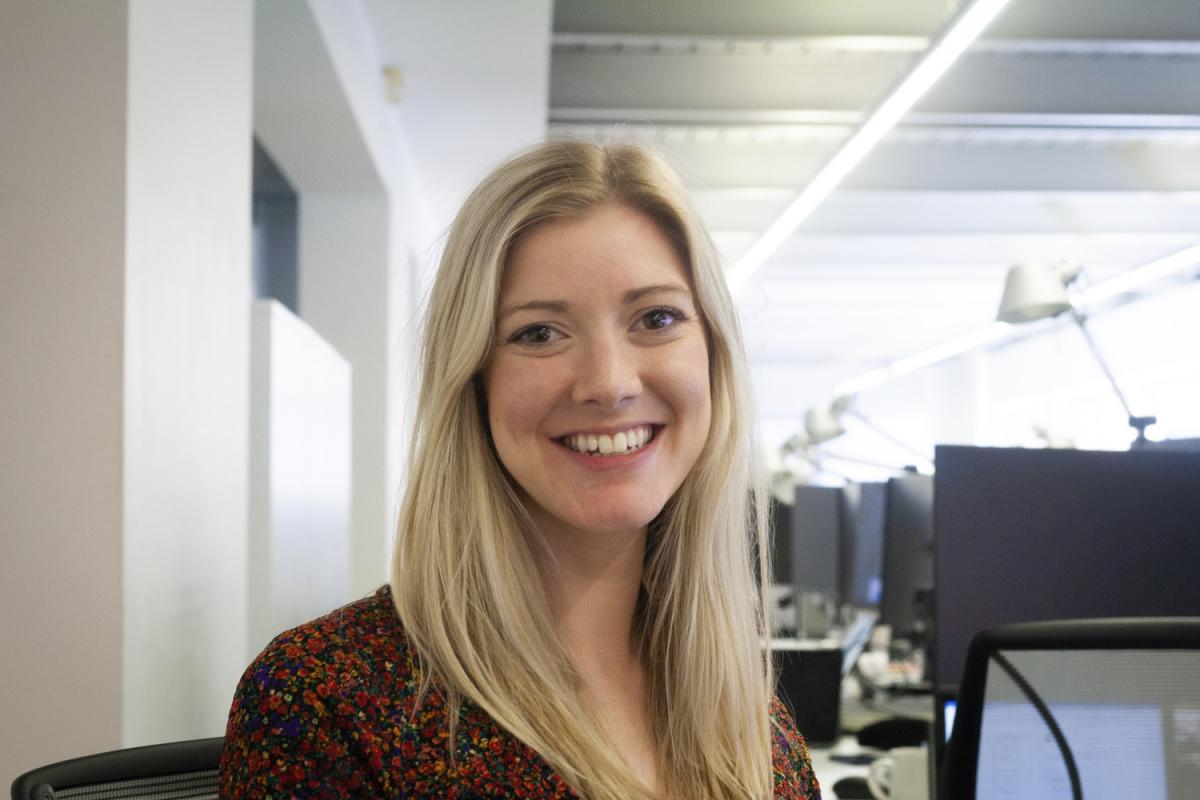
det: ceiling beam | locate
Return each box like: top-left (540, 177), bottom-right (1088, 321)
top-left (691, 190), bottom-right (1200, 237)
top-left (554, 33), bottom-right (1200, 58)
top-left (546, 132), bottom-right (1200, 192)
top-left (552, 0), bottom-right (1200, 41)
top-left (551, 47), bottom-right (1200, 118)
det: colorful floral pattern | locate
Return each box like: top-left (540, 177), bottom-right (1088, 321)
top-left (220, 586), bottom-right (821, 798)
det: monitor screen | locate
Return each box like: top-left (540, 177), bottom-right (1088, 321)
top-left (770, 496), bottom-right (793, 585)
top-left (844, 481), bottom-right (887, 608)
top-left (791, 485), bottom-right (842, 597)
top-left (933, 445), bottom-right (1200, 692)
top-left (943, 699), bottom-right (957, 742)
top-left (880, 474), bottom-right (934, 638)
top-left (976, 702), bottom-right (1166, 800)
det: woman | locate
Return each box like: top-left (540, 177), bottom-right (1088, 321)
top-left (220, 140), bottom-right (821, 799)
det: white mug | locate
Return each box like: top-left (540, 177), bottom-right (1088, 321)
top-left (867, 746), bottom-right (929, 800)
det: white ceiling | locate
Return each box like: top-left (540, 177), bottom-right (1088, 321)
top-left (548, 0), bottom-right (1200, 404)
top-left (363, 0), bottom-right (553, 235)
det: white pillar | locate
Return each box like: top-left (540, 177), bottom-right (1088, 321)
top-left (0, 0), bottom-right (253, 777)
top-left (0, 1), bottom-right (129, 779)
top-left (249, 301), bottom-right (352, 653)
top-left (299, 193), bottom-right (393, 595)
top-left (122, 0), bottom-right (252, 748)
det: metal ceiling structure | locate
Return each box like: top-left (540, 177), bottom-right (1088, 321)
top-left (548, 0), bottom-right (1200, 422)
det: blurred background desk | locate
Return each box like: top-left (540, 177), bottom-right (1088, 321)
top-left (810, 738), bottom-right (872, 792)
top-left (809, 693), bottom-right (935, 797)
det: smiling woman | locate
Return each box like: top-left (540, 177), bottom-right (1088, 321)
top-left (218, 141), bottom-right (821, 799)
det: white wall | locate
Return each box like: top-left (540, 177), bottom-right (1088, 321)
top-left (362, 0), bottom-right (554, 260)
top-left (0, 0), bottom-right (253, 779)
top-left (249, 301), bottom-right (352, 653)
top-left (121, 0), bottom-right (252, 748)
top-left (255, 0), bottom-right (415, 599)
top-left (298, 195), bottom-right (393, 595)
top-left (0, 1), bottom-right (129, 780)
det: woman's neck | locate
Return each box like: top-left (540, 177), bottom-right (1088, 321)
top-left (534, 521), bottom-right (648, 670)
top-left (528, 517), bottom-right (663, 795)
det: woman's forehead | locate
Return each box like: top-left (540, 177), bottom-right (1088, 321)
top-left (499, 204), bottom-right (692, 303)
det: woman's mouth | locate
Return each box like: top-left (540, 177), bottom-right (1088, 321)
top-left (557, 424), bottom-right (658, 457)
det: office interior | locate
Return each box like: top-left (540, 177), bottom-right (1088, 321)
top-left (3, 0), bottom-right (1199, 795)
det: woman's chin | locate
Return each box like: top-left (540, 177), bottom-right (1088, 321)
top-left (532, 501), bottom-right (664, 542)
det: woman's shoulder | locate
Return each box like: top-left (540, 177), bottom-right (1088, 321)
top-left (257, 585), bottom-right (409, 666)
top-left (220, 586), bottom-right (422, 797)
top-left (241, 585), bottom-right (413, 693)
top-left (770, 695), bottom-right (823, 799)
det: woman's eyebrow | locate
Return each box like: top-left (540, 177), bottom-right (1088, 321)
top-left (499, 284), bottom-right (691, 320)
top-left (499, 299), bottom-right (568, 320)
top-left (623, 283), bottom-right (691, 304)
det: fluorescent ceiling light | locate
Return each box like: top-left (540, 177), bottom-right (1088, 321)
top-left (836, 323), bottom-right (1012, 396)
top-left (727, 0), bottom-right (1013, 291)
top-left (833, 241), bottom-right (1200, 397)
top-left (1079, 242), bottom-right (1200, 305)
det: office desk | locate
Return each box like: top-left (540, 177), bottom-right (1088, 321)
top-left (841, 692), bottom-right (935, 732)
top-left (810, 735), bottom-right (874, 788)
top-left (808, 693), bottom-right (936, 797)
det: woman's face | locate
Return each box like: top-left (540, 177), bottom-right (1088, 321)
top-left (483, 202), bottom-right (712, 542)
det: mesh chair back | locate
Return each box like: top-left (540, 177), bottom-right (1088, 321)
top-left (10, 737), bottom-right (222, 800)
top-left (941, 619), bottom-right (1200, 800)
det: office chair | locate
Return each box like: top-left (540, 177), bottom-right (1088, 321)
top-left (940, 618), bottom-right (1200, 800)
top-left (11, 737), bottom-right (223, 800)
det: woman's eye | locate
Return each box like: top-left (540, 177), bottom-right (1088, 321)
top-left (641, 307), bottom-right (686, 331)
top-left (511, 324), bottom-right (558, 345)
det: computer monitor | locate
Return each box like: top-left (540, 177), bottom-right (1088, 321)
top-left (842, 481), bottom-right (888, 608)
top-left (942, 698), bottom-right (957, 742)
top-left (933, 444), bottom-right (1200, 694)
top-left (1139, 437), bottom-right (1200, 452)
top-left (769, 495), bottom-right (793, 586)
top-left (879, 474), bottom-right (934, 640)
top-left (791, 485), bottom-right (842, 598)
top-left (977, 702), bottom-right (1170, 797)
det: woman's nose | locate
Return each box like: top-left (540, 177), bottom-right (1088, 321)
top-left (571, 335), bottom-right (642, 409)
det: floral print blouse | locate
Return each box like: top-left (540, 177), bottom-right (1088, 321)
top-left (219, 586), bottom-right (822, 798)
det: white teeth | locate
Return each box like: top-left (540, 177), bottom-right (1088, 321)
top-left (561, 425), bottom-right (655, 456)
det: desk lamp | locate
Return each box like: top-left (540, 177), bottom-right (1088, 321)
top-left (996, 262), bottom-right (1157, 445)
top-left (782, 395), bottom-right (934, 476)
top-left (781, 394), bottom-right (852, 455)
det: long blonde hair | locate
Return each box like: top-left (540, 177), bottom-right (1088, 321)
top-left (392, 140), bottom-right (774, 799)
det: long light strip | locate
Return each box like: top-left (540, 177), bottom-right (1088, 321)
top-left (834, 242), bottom-right (1200, 397)
top-left (1079, 242), bottom-right (1200, 305)
top-left (836, 323), bottom-right (1012, 397)
top-left (726, 0), bottom-right (1012, 292)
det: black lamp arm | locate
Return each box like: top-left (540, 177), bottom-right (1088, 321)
top-left (1067, 307), bottom-right (1155, 443)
